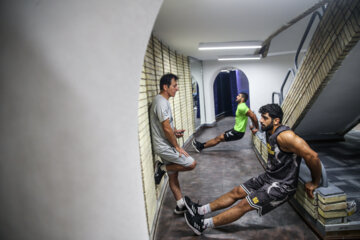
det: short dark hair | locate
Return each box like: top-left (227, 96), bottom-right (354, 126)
top-left (259, 104), bottom-right (283, 123)
top-left (160, 73), bottom-right (178, 90)
top-left (240, 92), bottom-right (248, 102)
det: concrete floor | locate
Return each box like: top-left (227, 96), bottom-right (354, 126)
top-left (154, 117), bottom-right (319, 240)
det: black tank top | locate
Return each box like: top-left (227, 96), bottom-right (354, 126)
top-left (265, 125), bottom-right (302, 192)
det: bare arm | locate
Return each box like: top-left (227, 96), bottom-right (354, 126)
top-left (162, 119), bottom-right (189, 157)
top-left (277, 131), bottom-right (322, 198)
top-left (246, 109), bottom-right (259, 134)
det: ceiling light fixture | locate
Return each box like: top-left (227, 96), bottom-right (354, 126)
top-left (199, 41), bottom-right (262, 51)
top-left (218, 55), bottom-right (262, 61)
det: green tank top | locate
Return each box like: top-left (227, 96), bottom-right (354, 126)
top-left (234, 102), bottom-right (249, 132)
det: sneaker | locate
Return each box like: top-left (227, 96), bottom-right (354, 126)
top-left (192, 139), bottom-right (202, 153)
top-left (154, 161), bottom-right (166, 185)
top-left (174, 205), bottom-right (187, 215)
top-left (184, 196), bottom-right (203, 216)
top-left (184, 211), bottom-right (206, 235)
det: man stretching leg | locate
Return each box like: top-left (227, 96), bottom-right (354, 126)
top-left (150, 73), bottom-right (197, 214)
top-left (192, 92), bottom-right (258, 152)
top-left (184, 104), bottom-right (322, 235)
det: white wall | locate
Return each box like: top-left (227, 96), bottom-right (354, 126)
top-left (202, 54), bottom-right (294, 124)
top-left (0, 1), bottom-right (162, 239)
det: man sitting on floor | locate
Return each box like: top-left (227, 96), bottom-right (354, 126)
top-left (184, 104), bottom-right (322, 235)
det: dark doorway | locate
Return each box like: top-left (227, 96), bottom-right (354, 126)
top-left (214, 72), bottom-right (232, 118)
top-left (213, 69), bottom-right (250, 119)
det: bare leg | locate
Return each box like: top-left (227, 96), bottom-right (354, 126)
top-left (210, 186), bottom-right (247, 212)
top-left (203, 133), bottom-right (225, 149)
top-left (168, 172), bottom-right (182, 200)
top-left (165, 161), bottom-right (196, 172)
top-left (212, 198), bottom-right (254, 227)
top-left (166, 161), bottom-right (196, 201)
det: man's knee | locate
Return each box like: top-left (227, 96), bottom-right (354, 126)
top-left (186, 160), bottom-right (197, 170)
top-left (234, 198), bottom-right (253, 212)
top-left (230, 186), bottom-right (246, 198)
top-left (216, 134), bottom-right (225, 142)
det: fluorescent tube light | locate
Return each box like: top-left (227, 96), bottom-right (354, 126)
top-left (218, 55), bottom-right (261, 61)
top-left (199, 41), bottom-right (262, 51)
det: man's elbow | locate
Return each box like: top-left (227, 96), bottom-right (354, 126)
top-left (311, 152), bottom-right (320, 163)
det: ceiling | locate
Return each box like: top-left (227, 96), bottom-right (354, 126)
top-left (152, 0), bottom-right (323, 60)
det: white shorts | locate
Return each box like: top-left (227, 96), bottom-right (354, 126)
top-left (157, 147), bottom-right (194, 168)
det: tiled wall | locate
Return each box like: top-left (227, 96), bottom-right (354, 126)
top-left (282, 0), bottom-right (360, 128)
top-left (137, 35), bottom-right (195, 234)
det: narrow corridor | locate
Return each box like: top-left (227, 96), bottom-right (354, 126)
top-left (154, 117), bottom-right (319, 240)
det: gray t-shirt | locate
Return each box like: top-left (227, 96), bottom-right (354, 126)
top-left (150, 94), bottom-right (174, 153)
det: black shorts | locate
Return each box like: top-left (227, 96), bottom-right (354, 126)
top-left (240, 173), bottom-right (294, 216)
top-left (223, 128), bottom-right (245, 141)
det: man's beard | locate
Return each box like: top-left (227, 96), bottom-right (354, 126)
top-left (261, 121), bottom-right (273, 132)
